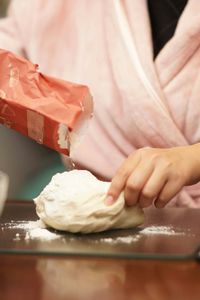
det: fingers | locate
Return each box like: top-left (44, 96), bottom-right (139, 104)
top-left (138, 167), bottom-right (167, 208)
top-left (105, 152), bottom-right (141, 205)
top-left (108, 162), bottom-right (183, 208)
top-left (124, 162), bottom-right (154, 206)
top-left (105, 146), bottom-right (189, 208)
top-left (154, 178), bottom-right (183, 208)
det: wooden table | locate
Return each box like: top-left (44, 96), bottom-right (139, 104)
top-left (1, 201), bottom-right (200, 300)
top-left (1, 255), bottom-right (200, 300)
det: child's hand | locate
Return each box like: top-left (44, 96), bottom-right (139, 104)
top-left (106, 145), bottom-right (200, 208)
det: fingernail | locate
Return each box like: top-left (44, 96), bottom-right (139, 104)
top-left (105, 195), bottom-right (115, 206)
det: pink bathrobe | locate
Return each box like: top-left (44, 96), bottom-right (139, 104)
top-left (1, 0), bottom-right (200, 207)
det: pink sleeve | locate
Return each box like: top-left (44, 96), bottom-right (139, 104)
top-left (0, 0), bottom-right (24, 55)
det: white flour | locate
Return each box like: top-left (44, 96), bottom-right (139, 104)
top-left (4, 221), bottom-right (185, 243)
top-left (5, 220), bottom-right (61, 241)
top-left (140, 225), bottom-right (180, 235)
top-left (25, 228), bottom-right (60, 241)
top-left (8, 220), bottom-right (44, 230)
top-left (97, 226), bottom-right (183, 244)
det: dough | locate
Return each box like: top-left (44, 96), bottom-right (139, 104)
top-left (34, 170), bottom-right (144, 233)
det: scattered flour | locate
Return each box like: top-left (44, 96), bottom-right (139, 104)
top-left (7, 220), bottom-right (45, 230)
top-left (4, 220), bottom-right (185, 243)
top-left (4, 220), bottom-right (61, 241)
top-left (25, 228), bottom-right (60, 241)
top-left (96, 226), bottom-right (183, 244)
top-left (140, 225), bottom-right (181, 235)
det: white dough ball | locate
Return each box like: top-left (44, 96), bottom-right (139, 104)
top-left (34, 170), bottom-right (144, 233)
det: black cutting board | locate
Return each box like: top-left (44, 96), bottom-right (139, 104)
top-left (0, 200), bottom-right (200, 260)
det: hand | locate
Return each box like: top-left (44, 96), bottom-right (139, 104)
top-left (106, 144), bottom-right (200, 208)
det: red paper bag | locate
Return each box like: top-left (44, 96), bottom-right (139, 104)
top-left (0, 49), bottom-right (93, 155)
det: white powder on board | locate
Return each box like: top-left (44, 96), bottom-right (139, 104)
top-left (25, 228), bottom-right (60, 241)
top-left (140, 225), bottom-right (179, 235)
top-left (4, 220), bottom-right (61, 241)
top-left (8, 220), bottom-right (44, 230)
top-left (4, 220), bottom-right (185, 243)
top-left (97, 226), bottom-right (183, 244)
